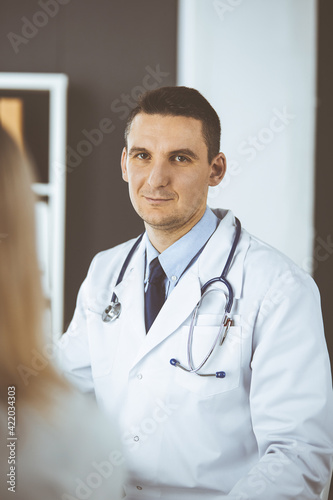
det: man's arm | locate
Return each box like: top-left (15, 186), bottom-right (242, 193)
top-left (56, 258), bottom-right (97, 394)
top-left (228, 271), bottom-right (333, 499)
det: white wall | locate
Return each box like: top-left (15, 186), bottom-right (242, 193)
top-left (178, 0), bottom-right (317, 270)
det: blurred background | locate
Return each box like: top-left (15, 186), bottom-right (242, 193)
top-left (0, 0), bottom-right (332, 391)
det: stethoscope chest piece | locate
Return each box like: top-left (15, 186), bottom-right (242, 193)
top-left (102, 301), bottom-right (121, 323)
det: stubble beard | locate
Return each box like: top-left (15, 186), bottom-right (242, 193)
top-left (141, 210), bottom-right (185, 233)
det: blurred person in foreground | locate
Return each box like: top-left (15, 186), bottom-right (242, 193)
top-left (0, 126), bottom-right (124, 500)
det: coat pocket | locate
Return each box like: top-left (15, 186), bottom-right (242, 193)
top-left (174, 324), bottom-right (242, 397)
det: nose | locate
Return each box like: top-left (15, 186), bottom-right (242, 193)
top-left (147, 159), bottom-right (170, 189)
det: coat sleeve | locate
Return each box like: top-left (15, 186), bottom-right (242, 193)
top-left (227, 270), bottom-right (333, 500)
top-left (55, 256), bottom-right (99, 395)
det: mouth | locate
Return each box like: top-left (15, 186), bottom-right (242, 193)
top-left (143, 196), bottom-right (174, 204)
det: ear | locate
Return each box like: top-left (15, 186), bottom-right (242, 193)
top-left (121, 147), bottom-right (128, 182)
top-left (209, 152), bottom-right (227, 187)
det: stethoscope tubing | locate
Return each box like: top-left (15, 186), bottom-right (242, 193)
top-left (171, 217), bottom-right (241, 377)
top-left (109, 233), bottom-right (144, 306)
top-left (200, 217), bottom-right (241, 312)
top-left (102, 233), bottom-right (144, 322)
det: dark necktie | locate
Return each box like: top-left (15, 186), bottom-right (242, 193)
top-left (145, 257), bottom-right (166, 332)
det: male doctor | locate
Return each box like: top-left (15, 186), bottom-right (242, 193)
top-left (59, 86), bottom-right (333, 500)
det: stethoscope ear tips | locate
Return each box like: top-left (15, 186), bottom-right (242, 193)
top-left (170, 358), bottom-right (179, 366)
top-left (216, 371), bottom-right (226, 378)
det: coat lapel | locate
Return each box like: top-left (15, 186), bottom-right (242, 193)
top-left (197, 209), bottom-right (250, 301)
top-left (112, 236), bottom-right (146, 340)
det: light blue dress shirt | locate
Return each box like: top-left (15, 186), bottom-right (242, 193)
top-left (144, 207), bottom-right (220, 298)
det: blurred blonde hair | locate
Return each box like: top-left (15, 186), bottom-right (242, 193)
top-left (0, 126), bottom-right (69, 407)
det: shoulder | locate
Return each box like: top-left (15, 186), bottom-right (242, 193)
top-left (242, 228), bottom-right (320, 301)
top-left (245, 229), bottom-right (302, 274)
top-left (213, 209), bottom-right (310, 283)
top-left (72, 234), bottom-right (144, 309)
top-left (245, 229), bottom-right (306, 275)
top-left (86, 235), bottom-right (143, 280)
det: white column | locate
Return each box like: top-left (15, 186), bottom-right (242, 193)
top-left (178, 0), bottom-right (317, 271)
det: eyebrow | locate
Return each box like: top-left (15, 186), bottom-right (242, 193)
top-left (169, 149), bottom-right (199, 160)
top-left (128, 147), bottom-right (199, 160)
top-left (128, 147), bottom-right (150, 157)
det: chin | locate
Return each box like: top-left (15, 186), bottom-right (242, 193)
top-left (136, 206), bottom-right (169, 225)
top-left (143, 215), bottom-right (170, 228)
top-left (144, 215), bottom-right (184, 231)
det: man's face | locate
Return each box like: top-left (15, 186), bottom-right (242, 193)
top-left (121, 113), bottom-right (225, 235)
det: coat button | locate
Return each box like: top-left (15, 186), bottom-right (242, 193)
top-left (136, 486), bottom-right (143, 490)
top-left (137, 373), bottom-right (143, 380)
top-left (133, 436), bottom-right (139, 442)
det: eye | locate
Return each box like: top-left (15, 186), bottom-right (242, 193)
top-left (135, 152), bottom-right (150, 160)
top-left (173, 155), bottom-right (190, 163)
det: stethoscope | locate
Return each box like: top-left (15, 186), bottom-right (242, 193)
top-left (102, 218), bottom-right (241, 379)
top-left (102, 233), bottom-right (144, 323)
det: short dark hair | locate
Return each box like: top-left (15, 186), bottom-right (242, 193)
top-left (124, 86), bottom-right (221, 163)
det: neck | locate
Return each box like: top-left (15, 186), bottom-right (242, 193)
top-left (145, 209), bottom-right (206, 253)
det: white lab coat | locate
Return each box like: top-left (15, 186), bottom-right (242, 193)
top-left (58, 209), bottom-right (333, 500)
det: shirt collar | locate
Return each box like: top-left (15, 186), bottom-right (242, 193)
top-left (145, 207), bottom-right (220, 284)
